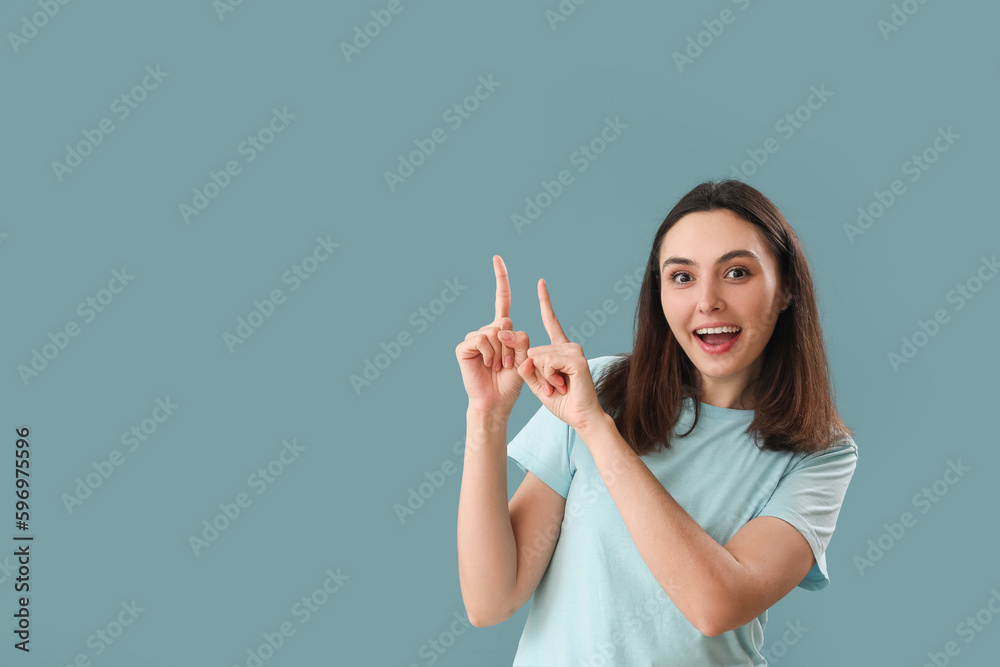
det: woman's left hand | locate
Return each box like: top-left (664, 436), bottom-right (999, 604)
top-left (513, 278), bottom-right (608, 434)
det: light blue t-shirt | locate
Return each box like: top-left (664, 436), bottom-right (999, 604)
top-left (506, 355), bottom-right (859, 666)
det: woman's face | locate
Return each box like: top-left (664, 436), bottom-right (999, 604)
top-left (657, 209), bottom-right (788, 408)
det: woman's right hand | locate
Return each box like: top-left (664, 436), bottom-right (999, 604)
top-left (456, 255), bottom-right (538, 418)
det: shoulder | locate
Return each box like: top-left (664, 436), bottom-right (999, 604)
top-left (786, 432), bottom-right (858, 475)
top-left (824, 431), bottom-right (859, 459)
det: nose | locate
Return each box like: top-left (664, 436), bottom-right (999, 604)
top-left (696, 276), bottom-right (725, 314)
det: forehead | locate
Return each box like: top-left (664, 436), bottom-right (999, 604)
top-left (659, 209), bottom-right (769, 260)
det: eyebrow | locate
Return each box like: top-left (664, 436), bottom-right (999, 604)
top-left (661, 249), bottom-right (761, 270)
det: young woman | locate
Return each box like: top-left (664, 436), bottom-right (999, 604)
top-left (456, 179), bottom-right (858, 666)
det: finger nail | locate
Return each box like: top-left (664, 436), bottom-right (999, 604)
top-left (504, 355), bottom-right (512, 368)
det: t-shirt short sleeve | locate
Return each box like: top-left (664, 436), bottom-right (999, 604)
top-left (754, 437), bottom-right (859, 591)
top-left (506, 402), bottom-right (575, 499)
top-left (505, 356), bottom-right (619, 498)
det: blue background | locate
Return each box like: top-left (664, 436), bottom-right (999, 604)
top-left (2, 0), bottom-right (998, 665)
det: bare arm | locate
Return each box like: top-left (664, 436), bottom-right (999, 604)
top-left (455, 255), bottom-right (567, 627)
top-left (457, 409), bottom-right (567, 627)
top-left (457, 409), bottom-right (517, 626)
top-left (579, 413), bottom-right (815, 637)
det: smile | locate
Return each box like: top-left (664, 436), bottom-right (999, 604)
top-left (694, 328), bottom-right (742, 354)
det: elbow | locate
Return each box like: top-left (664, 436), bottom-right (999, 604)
top-left (697, 619), bottom-right (726, 638)
top-left (690, 590), bottom-right (740, 638)
top-left (461, 581), bottom-right (523, 628)
top-left (463, 594), bottom-right (517, 628)
top-left (468, 613), bottom-right (495, 628)
top-left (695, 610), bottom-right (734, 638)
top-left (467, 606), bottom-right (512, 628)
top-left (466, 606), bottom-right (492, 628)
top-left (696, 604), bottom-right (753, 637)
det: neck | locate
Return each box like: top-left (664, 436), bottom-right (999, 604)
top-left (696, 359), bottom-right (762, 410)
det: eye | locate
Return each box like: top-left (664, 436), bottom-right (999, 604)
top-left (667, 270), bottom-right (691, 284)
top-left (727, 267), bottom-right (751, 279)
top-left (665, 267), bottom-right (751, 285)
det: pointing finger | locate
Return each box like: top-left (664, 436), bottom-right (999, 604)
top-left (538, 278), bottom-right (569, 344)
top-left (494, 255), bottom-right (511, 322)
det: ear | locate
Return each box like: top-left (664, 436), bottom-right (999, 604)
top-left (778, 277), bottom-right (792, 312)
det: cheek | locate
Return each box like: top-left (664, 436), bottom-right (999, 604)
top-left (751, 304), bottom-right (778, 344)
top-left (743, 292), bottom-right (781, 327)
top-left (661, 297), bottom-right (687, 333)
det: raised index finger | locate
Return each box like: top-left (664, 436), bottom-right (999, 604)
top-left (494, 255), bottom-right (511, 321)
top-left (538, 278), bottom-right (570, 344)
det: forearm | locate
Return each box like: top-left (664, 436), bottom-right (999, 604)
top-left (578, 413), bottom-right (747, 636)
top-left (456, 408), bottom-right (517, 625)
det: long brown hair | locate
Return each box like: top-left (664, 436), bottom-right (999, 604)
top-left (595, 179), bottom-right (851, 455)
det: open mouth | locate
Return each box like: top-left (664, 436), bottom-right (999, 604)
top-left (694, 326), bottom-right (742, 347)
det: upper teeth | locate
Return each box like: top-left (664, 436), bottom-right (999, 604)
top-left (696, 326), bottom-right (741, 334)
